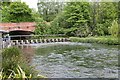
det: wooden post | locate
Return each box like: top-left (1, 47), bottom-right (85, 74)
top-left (26, 40), bottom-right (29, 44)
top-left (16, 40), bottom-right (19, 45)
top-left (0, 33), bottom-right (2, 49)
top-left (34, 39), bottom-right (37, 43)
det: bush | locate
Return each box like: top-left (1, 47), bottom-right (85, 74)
top-left (1, 47), bottom-right (37, 78)
top-left (109, 20), bottom-right (119, 37)
top-left (2, 47), bottom-right (21, 76)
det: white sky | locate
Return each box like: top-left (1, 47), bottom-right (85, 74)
top-left (21, 0), bottom-right (38, 11)
top-left (20, 0), bottom-right (119, 11)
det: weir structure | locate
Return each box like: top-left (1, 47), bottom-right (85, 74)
top-left (1, 34), bottom-right (70, 48)
top-left (9, 34), bottom-right (70, 46)
top-left (0, 22), bottom-right (70, 48)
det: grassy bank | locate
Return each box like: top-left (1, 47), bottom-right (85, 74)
top-left (70, 36), bottom-right (120, 45)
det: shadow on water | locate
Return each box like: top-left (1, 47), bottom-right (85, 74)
top-left (19, 42), bottom-right (119, 78)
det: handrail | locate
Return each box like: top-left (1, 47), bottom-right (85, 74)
top-left (10, 34), bottom-right (66, 37)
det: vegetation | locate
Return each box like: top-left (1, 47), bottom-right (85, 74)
top-left (37, 0), bottom-right (65, 22)
top-left (1, 2), bottom-right (34, 22)
top-left (1, 47), bottom-right (45, 79)
top-left (0, 0), bottom-right (119, 79)
top-left (50, 2), bottom-right (118, 37)
top-left (53, 2), bottom-right (91, 36)
top-left (34, 15), bottom-right (50, 35)
top-left (70, 36), bottom-right (119, 45)
top-left (109, 20), bottom-right (119, 37)
top-left (1, 1), bottom-right (119, 39)
top-left (36, 1), bottom-right (119, 38)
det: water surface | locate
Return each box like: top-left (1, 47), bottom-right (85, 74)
top-left (20, 42), bottom-right (119, 78)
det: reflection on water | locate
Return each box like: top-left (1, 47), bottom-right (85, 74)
top-left (18, 45), bottom-right (35, 63)
top-left (19, 42), bottom-right (119, 78)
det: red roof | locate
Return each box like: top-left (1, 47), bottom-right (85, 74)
top-left (0, 22), bottom-right (36, 32)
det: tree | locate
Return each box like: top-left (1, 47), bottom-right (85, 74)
top-left (1, 1), bottom-right (12, 22)
top-left (94, 2), bottom-right (118, 36)
top-left (1, 0), bottom-right (12, 7)
top-left (2, 2), bottom-right (34, 22)
top-left (51, 2), bottom-right (91, 36)
top-left (34, 13), bottom-right (50, 35)
top-left (35, 18), bottom-right (50, 35)
top-left (37, 0), bottom-right (65, 22)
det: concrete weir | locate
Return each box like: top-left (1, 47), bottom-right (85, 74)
top-left (10, 38), bottom-right (70, 45)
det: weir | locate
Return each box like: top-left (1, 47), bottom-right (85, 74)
top-left (3, 34), bottom-right (70, 46)
top-left (10, 38), bottom-right (70, 45)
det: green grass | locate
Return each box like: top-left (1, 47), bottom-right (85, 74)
top-left (70, 36), bottom-right (120, 45)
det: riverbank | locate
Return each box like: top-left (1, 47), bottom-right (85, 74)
top-left (70, 36), bottom-right (120, 45)
top-left (1, 47), bottom-right (45, 79)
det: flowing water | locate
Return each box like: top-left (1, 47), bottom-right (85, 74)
top-left (20, 42), bottom-right (119, 78)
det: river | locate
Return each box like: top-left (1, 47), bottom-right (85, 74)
top-left (19, 42), bottom-right (119, 78)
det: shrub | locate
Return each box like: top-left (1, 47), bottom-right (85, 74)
top-left (2, 47), bottom-right (21, 76)
top-left (1, 47), bottom-right (37, 78)
top-left (109, 20), bottom-right (119, 37)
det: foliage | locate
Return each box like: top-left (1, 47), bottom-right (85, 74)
top-left (38, 0), bottom-right (65, 22)
top-left (1, 65), bottom-right (46, 79)
top-left (1, 6), bottom-right (10, 22)
top-left (51, 2), bottom-right (91, 37)
top-left (2, 47), bottom-right (21, 75)
top-left (1, 1), bottom-right (119, 38)
top-left (31, 9), bottom-right (51, 35)
top-left (34, 17), bottom-right (50, 35)
top-left (109, 20), bottom-right (119, 37)
top-left (1, 47), bottom-right (37, 78)
top-left (70, 36), bottom-right (120, 45)
top-left (92, 2), bottom-right (118, 36)
top-left (1, 2), bottom-right (11, 22)
top-left (2, 2), bottom-right (34, 22)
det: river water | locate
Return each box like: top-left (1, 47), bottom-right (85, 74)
top-left (19, 42), bottom-right (119, 78)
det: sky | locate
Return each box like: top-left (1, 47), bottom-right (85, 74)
top-left (21, 0), bottom-right (38, 11)
top-left (20, 0), bottom-right (119, 11)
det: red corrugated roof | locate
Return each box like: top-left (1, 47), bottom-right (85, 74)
top-left (0, 22), bottom-right (36, 32)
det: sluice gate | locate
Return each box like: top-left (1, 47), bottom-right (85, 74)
top-left (10, 38), bottom-right (70, 45)
top-left (9, 34), bottom-right (70, 45)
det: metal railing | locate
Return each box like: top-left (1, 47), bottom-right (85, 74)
top-left (1, 34), bottom-right (70, 46)
top-left (10, 34), bottom-right (68, 40)
top-left (10, 34), bottom-right (66, 37)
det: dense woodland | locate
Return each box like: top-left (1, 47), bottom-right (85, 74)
top-left (1, 0), bottom-right (119, 37)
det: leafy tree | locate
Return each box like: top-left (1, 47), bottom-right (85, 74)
top-left (1, 5), bottom-right (10, 22)
top-left (37, 0), bottom-right (65, 22)
top-left (51, 2), bottom-right (91, 36)
top-left (1, 1), bottom-right (12, 22)
top-left (35, 17), bottom-right (50, 35)
top-left (50, 12), bottom-right (67, 34)
top-left (2, 2), bottom-right (34, 22)
top-left (40, 1), bottom-right (118, 37)
top-left (94, 2), bottom-right (118, 36)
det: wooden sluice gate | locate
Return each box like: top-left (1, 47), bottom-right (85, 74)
top-left (10, 38), bottom-right (70, 45)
